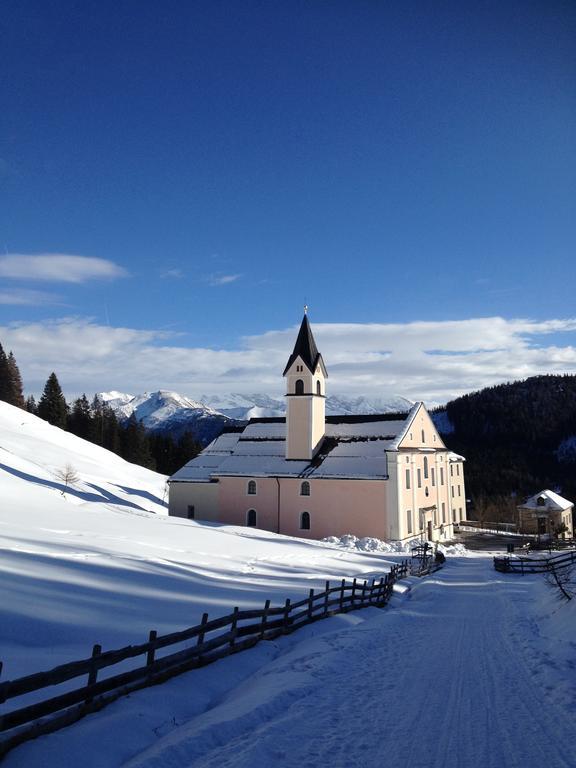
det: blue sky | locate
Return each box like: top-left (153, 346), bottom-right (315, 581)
top-left (1, 1), bottom-right (575, 402)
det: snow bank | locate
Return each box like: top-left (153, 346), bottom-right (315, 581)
top-left (323, 534), bottom-right (469, 557)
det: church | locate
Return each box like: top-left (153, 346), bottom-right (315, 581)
top-left (168, 314), bottom-right (466, 543)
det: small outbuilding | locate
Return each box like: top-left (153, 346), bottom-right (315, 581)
top-left (517, 490), bottom-right (574, 538)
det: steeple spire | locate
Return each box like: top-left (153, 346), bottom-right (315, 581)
top-left (283, 313), bottom-right (327, 460)
top-left (283, 313), bottom-right (325, 376)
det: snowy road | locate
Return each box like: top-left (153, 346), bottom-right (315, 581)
top-left (118, 558), bottom-right (575, 768)
top-left (6, 557), bottom-right (576, 768)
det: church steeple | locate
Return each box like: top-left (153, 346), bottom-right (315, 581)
top-left (284, 313), bottom-right (327, 460)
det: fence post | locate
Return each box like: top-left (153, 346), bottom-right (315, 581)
top-left (324, 581), bottom-right (330, 616)
top-left (197, 612), bottom-right (209, 650)
top-left (86, 644), bottom-right (101, 703)
top-left (369, 578), bottom-right (376, 605)
top-left (350, 578), bottom-right (357, 608)
top-left (283, 598), bottom-right (291, 633)
top-left (307, 589), bottom-right (315, 621)
top-left (339, 579), bottom-right (345, 612)
top-left (260, 600), bottom-right (271, 639)
top-left (146, 631), bottom-right (157, 666)
top-left (361, 580), bottom-right (367, 606)
top-left (229, 607), bottom-right (239, 650)
top-left (377, 576), bottom-right (385, 604)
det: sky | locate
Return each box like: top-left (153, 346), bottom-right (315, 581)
top-left (1, 0), bottom-right (575, 404)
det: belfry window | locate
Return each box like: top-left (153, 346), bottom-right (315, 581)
top-left (295, 379), bottom-right (304, 395)
top-left (316, 380), bottom-right (321, 395)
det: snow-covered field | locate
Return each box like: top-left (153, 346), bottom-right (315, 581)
top-left (1, 401), bottom-right (575, 767)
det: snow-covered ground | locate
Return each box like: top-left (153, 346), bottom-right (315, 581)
top-left (0, 402), bottom-right (405, 681)
top-left (1, 401), bottom-right (575, 767)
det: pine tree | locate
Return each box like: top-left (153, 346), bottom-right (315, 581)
top-left (0, 342), bottom-right (12, 403)
top-left (68, 394), bottom-right (94, 441)
top-left (37, 373), bottom-right (69, 429)
top-left (6, 351), bottom-right (25, 408)
top-left (0, 344), bottom-right (26, 408)
top-left (26, 395), bottom-right (37, 414)
top-left (120, 414), bottom-right (155, 470)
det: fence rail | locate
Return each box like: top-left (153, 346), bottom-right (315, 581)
top-left (493, 550), bottom-right (576, 574)
top-left (0, 561), bottom-right (409, 756)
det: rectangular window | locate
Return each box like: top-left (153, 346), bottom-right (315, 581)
top-left (457, 464), bottom-right (460, 476)
top-left (407, 509), bottom-right (412, 534)
top-left (442, 503), bottom-right (446, 523)
top-left (458, 485), bottom-right (461, 497)
top-left (451, 486), bottom-right (454, 498)
top-left (421, 429), bottom-right (425, 443)
top-left (417, 468), bottom-right (422, 488)
top-left (431, 467), bottom-right (435, 487)
top-left (433, 508), bottom-right (437, 526)
top-left (187, 505), bottom-right (195, 520)
top-left (459, 507), bottom-right (463, 520)
top-left (440, 467), bottom-right (444, 485)
top-left (423, 457), bottom-right (429, 479)
top-left (452, 508), bottom-right (456, 523)
top-left (450, 464), bottom-right (454, 477)
top-left (406, 469), bottom-right (411, 489)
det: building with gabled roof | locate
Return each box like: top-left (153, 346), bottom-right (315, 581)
top-left (517, 490), bottom-right (574, 538)
top-left (168, 314), bottom-right (466, 542)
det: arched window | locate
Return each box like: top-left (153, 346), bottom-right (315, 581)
top-left (295, 379), bottom-right (304, 395)
top-left (316, 380), bottom-right (321, 395)
top-left (423, 456), bottom-right (429, 479)
top-left (247, 480), bottom-right (257, 495)
top-left (300, 481), bottom-right (310, 496)
top-left (300, 511), bottom-right (311, 530)
top-left (246, 509), bottom-right (257, 527)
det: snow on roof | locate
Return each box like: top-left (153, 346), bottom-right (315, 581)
top-left (518, 489), bottom-right (573, 511)
top-left (448, 452), bottom-right (466, 462)
top-left (325, 420), bottom-right (406, 439)
top-left (170, 406), bottom-right (454, 482)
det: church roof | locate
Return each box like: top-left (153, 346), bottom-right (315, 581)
top-left (170, 408), bottom-right (418, 483)
top-left (283, 314), bottom-right (325, 376)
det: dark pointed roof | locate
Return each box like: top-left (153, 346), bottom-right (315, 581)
top-left (283, 314), bottom-right (325, 376)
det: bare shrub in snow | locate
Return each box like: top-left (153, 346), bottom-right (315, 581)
top-left (54, 463), bottom-right (80, 493)
top-left (545, 564), bottom-right (575, 602)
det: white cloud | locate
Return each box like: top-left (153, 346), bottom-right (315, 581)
top-left (2, 316), bottom-right (576, 405)
top-left (207, 274), bottom-right (241, 286)
top-left (0, 254), bottom-right (128, 283)
top-left (0, 288), bottom-right (60, 306)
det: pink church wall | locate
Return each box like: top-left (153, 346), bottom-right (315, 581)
top-left (218, 476), bottom-right (390, 540)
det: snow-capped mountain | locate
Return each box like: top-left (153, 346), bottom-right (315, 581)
top-left (100, 390), bottom-right (414, 443)
top-left (99, 390), bottom-right (233, 444)
top-left (201, 393), bottom-right (414, 420)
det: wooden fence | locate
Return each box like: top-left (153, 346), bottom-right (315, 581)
top-left (493, 549), bottom-right (576, 574)
top-left (0, 561), bottom-right (408, 756)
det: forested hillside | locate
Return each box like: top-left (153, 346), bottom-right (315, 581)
top-left (438, 375), bottom-right (576, 506)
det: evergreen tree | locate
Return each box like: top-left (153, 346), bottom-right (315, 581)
top-left (68, 394), bottom-right (95, 441)
top-left (0, 342), bottom-right (12, 404)
top-left (120, 414), bottom-right (155, 470)
top-left (90, 396), bottom-right (120, 453)
top-left (26, 395), bottom-right (38, 414)
top-left (6, 351), bottom-right (25, 409)
top-left (37, 373), bottom-right (69, 428)
top-left (175, 430), bottom-right (202, 469)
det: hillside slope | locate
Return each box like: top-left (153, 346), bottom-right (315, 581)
top-left (435, 374), bottom-right (576, 504)
top-left (0, 401), bottom-right (402, 681)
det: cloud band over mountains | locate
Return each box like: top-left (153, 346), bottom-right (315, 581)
top-left (2, 316), bottom-right (576, 406)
